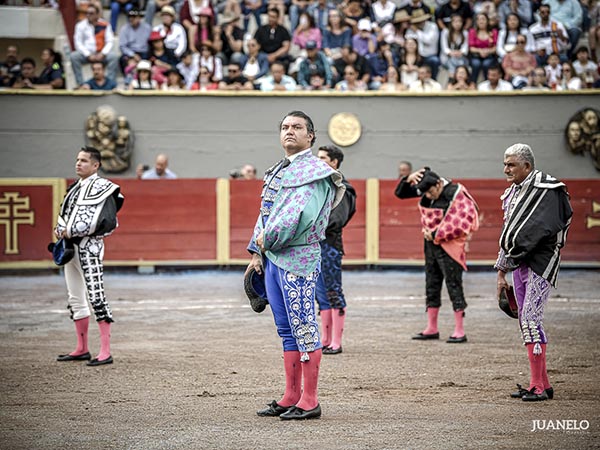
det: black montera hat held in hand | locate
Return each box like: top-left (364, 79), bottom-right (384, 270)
top-left (244, 266), bottom-right (269, 313)
top-left (415, 167), bottom-right (440, 192)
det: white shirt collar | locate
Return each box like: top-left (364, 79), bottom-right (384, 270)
top-left (286, 148), bottom-right (312, 163)
top-left (79, 172), bottom-right (98, 187)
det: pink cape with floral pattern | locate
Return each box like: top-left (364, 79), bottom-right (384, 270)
top-left (418, 184), bottom-right (479, 270)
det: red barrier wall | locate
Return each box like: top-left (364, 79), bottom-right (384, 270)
top-left (1, 178), bottom-right (598, 267)
top-left (379, 179), bottom-right (600, 262)
top-left (104, 179), bottom-right (217, 262)
top-left (229, 180), bottom-right (262, 260)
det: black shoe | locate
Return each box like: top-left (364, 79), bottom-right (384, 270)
top-left (510, 383), bottom-right (530, 398)
top-left (322, 346), bottom-right (342, 355)
top-left (57, 352), bottom-right (91, 362)
top-left (446, 335), bottom-right (467, 343)
top-left (257, 400), bottom-right (290, 417)
top-left (522, 389), bottom-right (549, 402)
top-left (280, 404), bottom-right (321, 420)
top-left (545, 387), bottom-right (554, 400)
top-left (412, 332), bottom-right (439, 340)
top-left (86, 356), bottom-right (113, 366)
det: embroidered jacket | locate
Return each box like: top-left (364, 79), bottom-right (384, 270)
top-left (55, 174), bottom-right (124, 251)
top-left (495, 170), bottom-right (572, 287)
top-left (248, 152), bottom-right (344, 277)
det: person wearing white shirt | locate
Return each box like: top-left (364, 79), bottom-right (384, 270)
top-left (477, 64), bottom-right (514, 91)
top-left (529, 3), bottom-right (569, 65)
top-left (176, 51), bottom-right (200, 89)
top-left (408, 65), bottom-right (442, 92)
top-left (153, 6), bottom-right (187, 58)
top-left (497, 12), bottom-right (535, 60)
top-left (572, 46), bottom-right (599, 87)
top-left (543, 0), bottom-right (583, 57)
top-left (371, 0), bottom-right (396, 28)
top-left (260, 62), bottom-right (298, 91)
top-left (71, 4), bottom-right (119, 86)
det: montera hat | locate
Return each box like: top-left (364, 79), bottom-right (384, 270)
top-left (414, 167), bottom-right (441, 192)
top-left (498, 285), bottom-right (518, 319)
top-left (48, 238), bottom-right (75, 266)
top-left (410, 9), bottom-right (432, 24)
top-left (244, 266), bottom-right (269, 313)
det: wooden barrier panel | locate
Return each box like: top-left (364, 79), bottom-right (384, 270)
top-left (104, 179), bottom-right (218, 262)
top-left (229, 180), bottom-right (262, 260)
top-left (341, 179), bottom-right (366, 260)
top-left (0, 178), bottom-right (598, 268)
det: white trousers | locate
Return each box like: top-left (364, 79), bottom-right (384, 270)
top-left (64, 238), bottom-right (113, 322)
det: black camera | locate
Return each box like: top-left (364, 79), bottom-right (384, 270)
top-left (229, 169), bottom-right (242, 179)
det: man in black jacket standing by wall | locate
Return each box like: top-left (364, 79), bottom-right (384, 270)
top-left (315, 145), bottom-right (357, 355)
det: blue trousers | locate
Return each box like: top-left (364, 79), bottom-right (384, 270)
top-left (264, 258), bottom-right (322, 356)
top-left (315, 242), bottom-right (346, 312)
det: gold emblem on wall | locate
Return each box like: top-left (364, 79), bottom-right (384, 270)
top-left (328, 112), bottom-right (362, 147)
top-left (85, 105), bottom-right (134, 173)
top-left (0, 192), bottom-right (35, 255)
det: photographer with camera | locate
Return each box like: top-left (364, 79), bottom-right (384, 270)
top-left (136, 153), bottom-right (178, 179)
top-left (230, 164), bottom-right (257, 180)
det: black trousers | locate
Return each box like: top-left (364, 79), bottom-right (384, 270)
top-left (424, 240), bottom-right (467, 311)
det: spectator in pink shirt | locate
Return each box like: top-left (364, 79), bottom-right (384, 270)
top-left (468, 12), bottom-right (498, 82)
top-left (292, 12), bottom-right (322, 50)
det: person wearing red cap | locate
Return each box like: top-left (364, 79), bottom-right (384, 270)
top-left (148, 30), bottom-right (179, 85)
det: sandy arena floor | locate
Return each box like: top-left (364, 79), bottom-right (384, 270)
top-left (0, 269), bottom-right (599, 450)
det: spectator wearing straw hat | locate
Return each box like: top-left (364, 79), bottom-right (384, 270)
top-left (218, 11), bottom-right (245, 65)
top-left (145, 0), bottom-right (178, 26)
top-left (153, 6), bottom-right (188, 58)
top-left (405, 8), bottom-right (440, 80)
